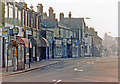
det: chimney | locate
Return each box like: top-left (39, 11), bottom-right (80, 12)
top-left (95, 32), bottom-right (98, 35)
top-left (44, 12), bottom-right (47, 16)
top-left (30, 4), bottom-right (34, 10)
top-left (69, 11), bottom-right (71, 18)
top-left (49, 7), bottom-right (54, 19)
top-left (53, 13), bottom-right (56, 19)
top-left (37, 3), bottom-right (43, 16)
top-left (59, 12), bottom-right (64, 22)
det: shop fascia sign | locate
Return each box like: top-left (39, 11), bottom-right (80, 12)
top-left (26, 30), bottom-right (32, 35)
top-left (17, 27), bottom-right (24, 37)
top-left (55, 39), bottom-right (62, 45)
top-left (9, 27), bottom-right (19, 36)
top-left (33, 30), bottom-right (37, 37)
top-left (2, 27), bottom-right (9, 37)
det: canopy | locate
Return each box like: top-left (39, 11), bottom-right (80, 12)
top-left (21, 38), bottom-right (32, 48)
top-left (34, 37), bottom-right (49, 47)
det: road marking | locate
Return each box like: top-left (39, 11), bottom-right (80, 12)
top-left (74, 68), bottom-right (84, 72)
top-left (56, 80), bottom-right (62, 83)
top-left (53, 79), bottom-right (57, 82)
top-left (0, 68), bottom-right (42, 78)
top-left (52, 79), bottom-right (62, 84)
top-left (0, 71), bottom-right (29, 78)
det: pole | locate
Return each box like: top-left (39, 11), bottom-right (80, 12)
top-left (13, 0), bottom-right (17, 71)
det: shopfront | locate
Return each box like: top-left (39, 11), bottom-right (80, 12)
top-left (34, 37), bottom-right (49, 61)
top-left (29, 36), bottom-right (37, 62)
top-left (21, 38), bottom-right (32, 63)
top-left (54, 38), bottom-right (63, 58)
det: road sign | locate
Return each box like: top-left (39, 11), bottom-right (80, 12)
top-left (2, 27), bottom-right (9, 37)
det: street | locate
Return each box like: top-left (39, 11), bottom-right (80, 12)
top-left (2, 57), bottom-right (118, 82)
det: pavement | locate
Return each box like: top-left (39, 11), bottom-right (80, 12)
top-left (1, 58), bottom-right (65, 77)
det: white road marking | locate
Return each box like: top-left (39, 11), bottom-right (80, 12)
top-left (53, 79), bottom-right (62, 84)
top-left (56, 80), bottom-right (62, 83)
top-left (53, 79), bottom-right (57, 82)
top-left (74, 68), bottom-right (84, 72)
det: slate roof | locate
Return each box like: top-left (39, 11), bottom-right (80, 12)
top-left (59, 18), bottom-right (84, 30)
top-left (41, 19), bottom-right (58, 28)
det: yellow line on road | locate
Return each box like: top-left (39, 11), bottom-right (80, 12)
top-left (0, 71), bottom-right (29, 78)
top-left (0, 68), bottom-right (41, 78)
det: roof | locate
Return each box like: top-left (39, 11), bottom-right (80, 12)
top-left (41, 19), bottom-right (58, 28)
top-left (59, 18), bottom-right (84, 30)
top-left (58, 23), bottom-right (70, 30)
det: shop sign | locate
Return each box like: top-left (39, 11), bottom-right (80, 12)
top-left (17, 27), bottom-right (24, 37)
top-left (26, 30), bottom-right (32, 35)
top-left (76, 40), bottom-right (81, 46)
top-left (33, 31), bottom-right (37, 37)
top-left (55, 40), bottom-right (61, 45)
top-left (13, 27), bottom-right (19, 35)
top-left (9, 29), bottom-right (13, 36)
top-left (2, 27), bottom-right (9, 37)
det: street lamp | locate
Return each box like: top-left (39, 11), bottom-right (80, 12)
top-left (105, 32), bottom-right (111, 57)
top-left (13, 0), bottom-right (17, 71)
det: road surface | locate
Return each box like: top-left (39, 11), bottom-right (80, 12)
top-left (2, 57), bottom-right (118, 82)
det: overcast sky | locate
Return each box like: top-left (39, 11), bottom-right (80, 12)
top-left (16, 0), bottom-right (119, 38)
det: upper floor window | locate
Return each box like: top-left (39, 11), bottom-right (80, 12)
top-left (18, 10), bottom-right (21, 21)
top-left (15, 7), bottom-right (18, 18)
top-left (5, 5), bottom-right (8, 18)
top-left (9, 5), bottom-right (13, 18)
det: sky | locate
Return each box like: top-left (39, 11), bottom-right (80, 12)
top-left (15, 0), bottom-right (119, 38)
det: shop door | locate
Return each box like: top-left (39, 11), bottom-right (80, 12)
top-left (67, 44), bottom-right (72, 58)
top-left (55, 46), bottom-right (62, 58)
top-left (18, 44), bottom-right (25, 70)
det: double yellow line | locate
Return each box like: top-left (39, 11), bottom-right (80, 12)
top-left (0, 71), bottom-right (29, 78)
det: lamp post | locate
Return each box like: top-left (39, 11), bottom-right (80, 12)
top-left (13, 0), bottom-right (17, 71)
top-left (105, 32), bottom-right (111, 57)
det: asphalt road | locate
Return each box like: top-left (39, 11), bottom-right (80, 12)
top-left (2, 57), bottom-right (118, 82)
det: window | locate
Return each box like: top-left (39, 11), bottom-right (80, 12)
top-left (9, 4), bottom-right (13, 18)
top-left (18, 11), bottom-right (21, 21)
top-left (15, 7), bottom-right (18, 18)
top-left (5, 5), bottom-right (8, 18)
top-left (9, 7), bottom-right (13, 18)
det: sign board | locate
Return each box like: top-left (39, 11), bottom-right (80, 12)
top-left (26, 30), bottom-right (32, 35)
top-left (9, 29), bottom-right (13, 36)
top-left (76, 40), bottom-right (81, 46)
top-left (17, 27), bottom-right (24, 37)
top-left (13, 27), bottom-right (19, 35)
top-left (2, 27), bottom-right (9, 37)
top-left (55, 40), bottom-right (61, 45)
top-left (0, 28), bottom-right (2, 36)
top-left (33, 31), bottom-right (36, 37)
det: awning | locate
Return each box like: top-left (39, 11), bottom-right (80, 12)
top-left (42, 37), bottom-right (49, 47)
top-left (21, 38), bottom-right (32, 48)
top-left (29, 37), bottom-right (37, 46)
top-left (18, 37), bottom-right (25, 44)
top-left (34, 37), bottom-right (49, 47)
